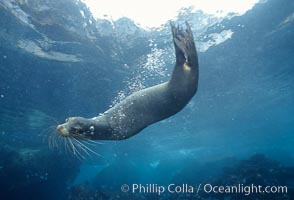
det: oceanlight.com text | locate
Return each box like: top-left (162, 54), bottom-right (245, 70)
top-left (120, 183), bottom-right (288, 196)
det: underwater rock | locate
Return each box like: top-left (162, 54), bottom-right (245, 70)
top-left (201, 154), bottom-right (294, 200)
top-left (70, 154), bottom-right (293, 200)
top-left (0, 143), bottom-right (80, 200)
top-left (69, 183), bottom-right (107, 200)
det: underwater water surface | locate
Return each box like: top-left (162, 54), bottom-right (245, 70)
top-left (0, 0), bottom-right (294, 199)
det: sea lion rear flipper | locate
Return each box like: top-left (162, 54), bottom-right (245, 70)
top-left (171, 22), bottom-right (198, 68)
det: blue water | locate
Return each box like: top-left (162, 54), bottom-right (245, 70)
top-left (0, 0), bottom-right (293, 199)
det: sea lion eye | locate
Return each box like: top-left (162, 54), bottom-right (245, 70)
top-left (65, 118), bottom-right (69, 122)
top-left (72, 127), bottom-right (79, 133)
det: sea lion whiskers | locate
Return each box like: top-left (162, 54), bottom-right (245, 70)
top-left (67, 138), bottom-right (85, 160)
top-left (39, 125), bottom-right (59, 149)
top-left (63, 137), bottom-right (70, 155)
top-left (57, 129), bottom-right (102, 160)
top-left (38, 125), bottom-right (56, 143)
top-left (40, 119), bottom-right (99, 160)
top-left (72, 137), bottom-right (102, 157)
top-left (82, 139), bottom-right (104, 146)
top-left (38, 115), bottom-right (61, 148)
top-left (72, 138), bottom-right (93, 158)
top-left (49, 130), bottom-right (60, 149)
top-left (45, 115), bottom-right (59, 125)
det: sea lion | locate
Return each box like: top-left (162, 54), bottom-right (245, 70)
top-left (56, 22), bottom-right (198, 140)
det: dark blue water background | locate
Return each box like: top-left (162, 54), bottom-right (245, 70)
top-left (0, 0), bottom-right (293, 199)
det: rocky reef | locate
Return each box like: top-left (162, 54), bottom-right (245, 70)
top-left (201, 154), bottom-right (294, 200)
top-left (67, 154), bottom-right (294, 200)
top-left (0, 143), bottom-right (80, 200)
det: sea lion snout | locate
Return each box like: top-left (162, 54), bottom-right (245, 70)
top-left (56, 124), bottom-right (69, 136)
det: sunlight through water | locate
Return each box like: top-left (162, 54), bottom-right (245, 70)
top-left (82, 0), bottom-right (260, 28)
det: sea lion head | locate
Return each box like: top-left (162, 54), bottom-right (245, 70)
top-left (55, 117), bottom-right (101, 159)
top-left (56, 117), bottom-right (95, 139)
